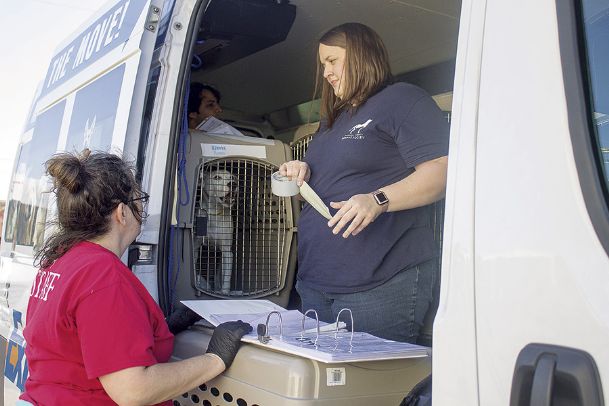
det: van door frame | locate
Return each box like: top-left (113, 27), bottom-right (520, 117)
top-left (157, 0), bottom-right (210, 313)
top-left (556, 0), bottom-right (609, 256)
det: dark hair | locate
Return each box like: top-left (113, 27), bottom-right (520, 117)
top-left (188, 82), bottom-right (222, 114)
top-left (316, 23), bottom-right (393, 128)
top-left (35, 150), bottom-right (144, 268)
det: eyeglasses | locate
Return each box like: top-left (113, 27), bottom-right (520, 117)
top-left (127, 191), bottom-right (150, 205)
top-left (126, 192), bottom-right (150, 223)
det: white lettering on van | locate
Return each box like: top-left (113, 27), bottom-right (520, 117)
top-left (30, 271), bottom-right (61, 302)
top-left (60, 47), bottom-right (74, 80)
top-left (116, 0), bottom-right (130, 38)
top-left (85, 23), bottom-right (103, 60)
top-left (73, 31), bottom-right (92, 70)
top-left (105, 0), bottom-right (130, 46)
top-left (95, 17), bottom-right (112, 53)
top-left (46, 60), bottom-right (61, 88)
top-left (46, 46), bottom-right (74, 89)
top-left (68, 0), bottom-right (131, 71)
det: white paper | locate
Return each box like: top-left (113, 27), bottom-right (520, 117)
top-left (242, 331), bottom-right (429, 363)
top-left (183, 299), bottom-right (284, 326)
top-left (182, 299), bottom-right (429, 363)
top-left (196, 116), bottom-right (245, 137)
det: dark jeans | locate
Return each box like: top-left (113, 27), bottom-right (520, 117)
top-left (296, 259), bottom-right (436, 343)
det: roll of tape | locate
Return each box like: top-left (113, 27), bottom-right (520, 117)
top-left (271, 171), bottom-right (300, 197)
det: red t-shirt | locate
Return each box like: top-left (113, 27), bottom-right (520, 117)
top-left (20, 241), bottom-right (174, 405)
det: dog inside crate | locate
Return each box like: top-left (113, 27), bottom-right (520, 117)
top-left (193, 159), bottom-right (287, 296)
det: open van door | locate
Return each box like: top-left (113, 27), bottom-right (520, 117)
top-left (434, 0), bottom-right (609, 405)
top-left (1, 0), bottom-right (165, 402)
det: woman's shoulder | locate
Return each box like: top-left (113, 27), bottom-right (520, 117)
top-left (377, 82), bottom-right (429, 101)
top-left (57, 242), bottom-right (129, 284)
top-left (66, 241), bottom-right (122, 264)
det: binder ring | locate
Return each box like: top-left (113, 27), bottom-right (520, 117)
top-left (334, 308), bottom-right (354, 342)
top-left (301, 309), bottom-right (321, 338)
top-left (265, 310), bottom-right (283, 339)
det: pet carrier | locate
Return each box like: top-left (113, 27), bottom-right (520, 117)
top-left (290, 122), bottom-right (319, 162)
top-left (171, 327), bottom-right (431, 406)
top-left (172, 130), bottom-right (298, 307)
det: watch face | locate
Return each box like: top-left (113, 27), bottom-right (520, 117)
top-left (374, 191), bottom-right (389, 205)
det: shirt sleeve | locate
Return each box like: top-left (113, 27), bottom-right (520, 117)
top-left (75, 281), bottom-right (159, 379)
top-left (394, 92), bottom-right (449, 168)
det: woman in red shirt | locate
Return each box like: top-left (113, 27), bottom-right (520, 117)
top-left (20, 150), bottom-right (251, 405)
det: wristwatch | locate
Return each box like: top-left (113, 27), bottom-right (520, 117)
top-left (372, 190), bottom-right (389, 206)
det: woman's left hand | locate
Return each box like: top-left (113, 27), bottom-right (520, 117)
top-left (328, 194), bottom-right (387, 238)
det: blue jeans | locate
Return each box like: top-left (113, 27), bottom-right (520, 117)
top-left (296, 259), bottom-right (436, 343)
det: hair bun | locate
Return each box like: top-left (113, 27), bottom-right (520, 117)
top-left (46, 151), bottom-right (88, 194)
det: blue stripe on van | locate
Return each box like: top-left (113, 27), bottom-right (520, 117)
top-left (40, 0), bottom-right (148, 98)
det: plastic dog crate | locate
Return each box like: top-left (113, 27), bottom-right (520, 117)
top-left (171, 327), bottom-right (431, 406)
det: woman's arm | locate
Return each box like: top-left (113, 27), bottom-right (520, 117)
top-left (99, 353), bottom-right (224, 406)
top-left (99, 320), bottom-right (252, 406)
top-left (380, 155), bottom-right (448, 211)
top-left (328, 155), bottom-right (448, 238)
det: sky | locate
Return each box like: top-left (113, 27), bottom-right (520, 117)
top-left (0, 0), bottom-right (109, 201)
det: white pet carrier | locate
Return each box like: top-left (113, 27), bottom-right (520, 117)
top-left (176, 130), bottom-right (298, 306)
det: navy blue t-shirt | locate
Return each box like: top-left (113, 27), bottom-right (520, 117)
top-left (298, 82), bottom-right (449, 293)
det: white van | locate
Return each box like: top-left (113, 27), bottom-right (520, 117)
top-left (2, 0), bottom-right (609, 404)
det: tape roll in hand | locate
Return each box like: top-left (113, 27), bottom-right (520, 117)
top-left (271, 171), bottom-right (300, 197)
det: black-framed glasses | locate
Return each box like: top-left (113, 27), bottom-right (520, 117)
top-left (127, 191), bottom-right (150, 205)
top-left (126, 192), bottom-right (150, 223)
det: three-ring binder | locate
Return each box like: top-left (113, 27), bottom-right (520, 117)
top-left (183, 299), bottom-right (430, 363)
top-left (257, 307), bottom-right (353, 345)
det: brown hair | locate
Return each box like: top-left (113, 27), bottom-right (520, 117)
top-left (35, 150), bottom-right (144, 268)
top-left (316, 23), bottom-right (393, 128)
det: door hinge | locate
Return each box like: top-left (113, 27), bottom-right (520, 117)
top-left (145, 4), bottom-right (162, 33)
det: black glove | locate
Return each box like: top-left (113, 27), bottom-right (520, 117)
top-left (166, 306), bottom-right (202, 335)
top-left (206, 320), bottom-right (253, 368)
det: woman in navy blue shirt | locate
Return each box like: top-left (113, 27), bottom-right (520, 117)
top-left (280, 23), bottom-right (449, 343)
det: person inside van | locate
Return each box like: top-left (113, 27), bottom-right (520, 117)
top-left (279, 23), bottom-right (449, 344)
top-left (188, 82), bottom-right (223, 129)
top-left (19, 150), bottom-right (252, 406)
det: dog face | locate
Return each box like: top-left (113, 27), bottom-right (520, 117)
top-left (203, 169), bottom-right (238, 209)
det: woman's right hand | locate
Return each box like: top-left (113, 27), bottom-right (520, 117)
top-left (279, 160), bottom-right (310, 186)
top-left (205, 321), bottom-right (253, 369)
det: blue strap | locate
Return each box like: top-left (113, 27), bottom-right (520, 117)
top-left (168, 80), bottom-right (192, 312)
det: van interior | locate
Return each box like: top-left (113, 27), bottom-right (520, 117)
top-left (190, 0), bottom-right (459, 138)
top-left (163, 0), bottom-right (461, 345)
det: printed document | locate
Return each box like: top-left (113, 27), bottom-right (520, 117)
top-left (183, 299), bottom-right (429, 363)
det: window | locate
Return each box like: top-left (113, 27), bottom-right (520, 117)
top-left (581, 0), bottom-right (609, 186)
top-left (3, 100), bottom-right (65, 248)
top-left (65, 64), bottom-right (125, 152)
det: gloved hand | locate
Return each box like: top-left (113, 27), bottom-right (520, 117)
top-left (166, 306), bottom-right (202, 335)
top-left (206, 320), bottom-right (253, 368)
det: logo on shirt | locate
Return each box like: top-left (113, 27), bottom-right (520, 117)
top-left (30, 270), bottom-right (61, 301)
top-left (342, 119), bottom-right (372, 140)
